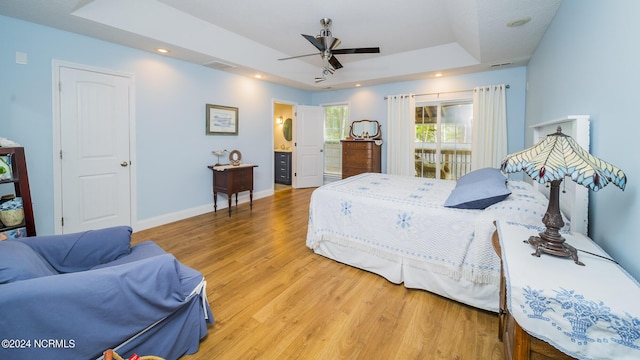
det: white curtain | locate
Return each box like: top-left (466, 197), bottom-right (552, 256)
top-left (386, 94), bottom-right (415, 176)
top-left (471, 85), bottom-right (507, 170)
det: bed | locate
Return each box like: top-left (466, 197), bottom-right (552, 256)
top-left (306, 116), bottom-right (590, 312)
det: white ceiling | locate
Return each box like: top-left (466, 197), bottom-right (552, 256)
top-left (0, 0), bottom-right (562, 90)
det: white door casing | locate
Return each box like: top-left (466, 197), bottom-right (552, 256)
top-left (293, 105), bottom-right (324, 188)
top-left (54, 63), bottom-right (134, 233)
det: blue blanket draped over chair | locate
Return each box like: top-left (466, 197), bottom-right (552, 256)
top-left (0, 226), bottom-right (213, 360)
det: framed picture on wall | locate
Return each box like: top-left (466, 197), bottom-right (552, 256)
top-left (206, 104), bottom-right (238, 135)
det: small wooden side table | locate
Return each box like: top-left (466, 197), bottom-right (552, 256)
top-left (208, 164), bottom-right (258, 216)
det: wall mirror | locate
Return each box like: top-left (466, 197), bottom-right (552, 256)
top-left (283, 118), bottom-right (292, 141)
top-left (349, 119), bottom-right (381, 140)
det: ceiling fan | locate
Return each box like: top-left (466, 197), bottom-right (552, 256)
top-left (278, 18), bottom-right (381, 82)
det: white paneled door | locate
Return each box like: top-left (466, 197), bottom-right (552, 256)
top-left (58, 66), bottom-right (132, 233)
top-left (293, 105), bottom-right (324, 188)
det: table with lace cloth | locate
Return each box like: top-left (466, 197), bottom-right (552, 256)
top-left (497, 220), bottom-right (640, 359)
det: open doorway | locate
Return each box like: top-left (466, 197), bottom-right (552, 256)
top-left (274, 102), bottom-right (294, 192)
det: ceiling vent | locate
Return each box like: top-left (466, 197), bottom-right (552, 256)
top-left (490, 62), bottom-right (513, 68)
top-left (203, 60), bottom-right (237, 70)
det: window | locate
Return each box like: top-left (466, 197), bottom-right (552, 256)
top-left (415, 101), bottom-right (472, 180)
top-left (323, 104), bottom-right (350, 175)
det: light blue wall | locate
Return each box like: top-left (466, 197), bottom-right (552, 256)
top-left (1, 15), bottom-right (311, 234)
top-left (526, 0), bottom-right (640, 280)
top-left (311, 67), bottom-right (528, 173)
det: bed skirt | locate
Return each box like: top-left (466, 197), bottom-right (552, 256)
top-left (311, 237), bottom-right (499, 312)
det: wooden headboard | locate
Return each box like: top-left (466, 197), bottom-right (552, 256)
top-left (530, 115), bottom-right (590, 235)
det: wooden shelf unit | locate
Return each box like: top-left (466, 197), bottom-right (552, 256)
top-left (0, 147), bottom-right (36, 237)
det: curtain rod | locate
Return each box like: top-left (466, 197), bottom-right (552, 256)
top-left (384, 84), bottom-right (510, 100)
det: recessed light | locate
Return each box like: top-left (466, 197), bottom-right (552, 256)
top-left (156, 48), bottom-right (170, 54)
top-left (355, 83), bottom-right (361, 87)
top-left (507, 17), bottom-right (531, 27)
top-left (254, 74), bottom-right (263, 79)
top-left (434, 73), bottom-right (443, 77)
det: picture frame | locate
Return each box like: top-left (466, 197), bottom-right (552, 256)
top-left (206, 104), bottom-right (238, 135)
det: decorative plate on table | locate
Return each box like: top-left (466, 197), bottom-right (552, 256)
top-left (229, 150), bottom-right (242, 166)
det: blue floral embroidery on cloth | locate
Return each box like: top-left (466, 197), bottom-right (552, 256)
top-left (506, 221), bottom-right (571, 235)
top-left (555, 288), bottom-right (611, 344)
top-left (509, 184), bottom-right (528, 190)
top-left (340, 201), bottom-right (352, 216)
top-left (521, 286), bottom-right (554, 320)
top-left (515, 193), bottom-right (536, 200)
top-left (520, 287), bottom-right (640, 350)
top-left (396, 212), bottom-right (411, 230)
top-left (609, 313), bottom-right (640, 349)
top-left (506, 221), bottom-right (546, 232)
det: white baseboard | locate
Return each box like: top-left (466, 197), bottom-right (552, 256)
top-left (133, 188), bottom-right (274, 232)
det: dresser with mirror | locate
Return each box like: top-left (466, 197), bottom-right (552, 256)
top-left (341, 120), bottom-right (382, 179)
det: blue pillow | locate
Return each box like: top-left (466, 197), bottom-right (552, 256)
top-left (444, 170), bottom-right (511, 209)
top-left (0, 240), bottom-right (58, 284)
top-left (456, 167), bottom-right (506, 186)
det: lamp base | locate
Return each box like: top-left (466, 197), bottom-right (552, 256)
top-left (527, 235), bottom-right (584, 266)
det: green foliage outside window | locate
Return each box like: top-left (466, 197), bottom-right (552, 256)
top-left (324, 104), bottom-right (349, 175)
top-left (324, 105), bottom-right (349, 140)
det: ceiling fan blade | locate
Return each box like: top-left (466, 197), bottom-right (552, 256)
top-left (328, 55), bottom-right (343, 70)
top-left (314, 77), bottom-right (327, 83)
top-left (278, 52), bottom-right (321, 61)
top-left (302, 34), bottom-right (325, 51)
top-left (332, 47), bottom-right (380, 55)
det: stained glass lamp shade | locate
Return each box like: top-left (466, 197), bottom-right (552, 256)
top-left (501, 126), bottom-right (627, 265)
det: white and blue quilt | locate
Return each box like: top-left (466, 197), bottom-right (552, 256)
top-left (307, 173), bottom-right (556, 301)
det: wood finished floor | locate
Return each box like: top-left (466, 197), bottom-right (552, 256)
top-left (132, 187), bottom-right (504, 360)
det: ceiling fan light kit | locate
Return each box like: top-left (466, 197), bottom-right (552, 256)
top-left (279, 18), bottom-right (380, 82)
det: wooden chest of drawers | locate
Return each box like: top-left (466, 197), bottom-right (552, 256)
top-left (341, 140), bottom-right (381, 179)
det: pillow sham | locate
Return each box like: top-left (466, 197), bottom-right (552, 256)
top-left (0, 240), bottom-right (58, 284)
top-left (456, 167), bottom-right (506, 186)
top-left (444, 169), bottom-right (511, 210)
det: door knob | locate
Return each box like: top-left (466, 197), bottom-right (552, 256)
top-left (121, 161), bottom-right (129, 167)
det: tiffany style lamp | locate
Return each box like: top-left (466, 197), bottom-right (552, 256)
top-left (501, 126), bottom-right (627, 265)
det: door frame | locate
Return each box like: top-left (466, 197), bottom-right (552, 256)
top-left (51, 60), bottom-right (137, 234)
